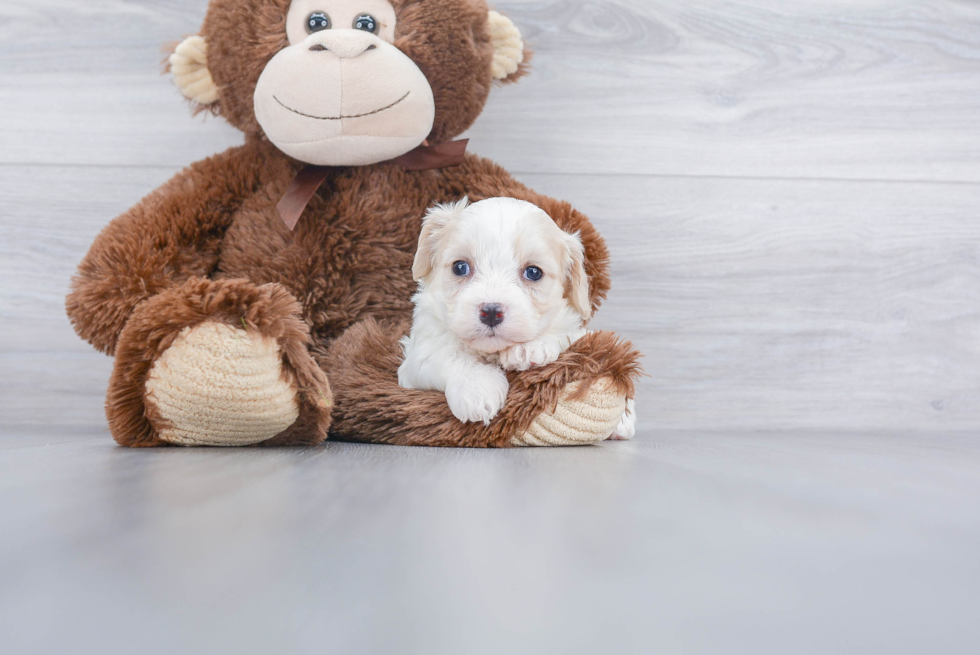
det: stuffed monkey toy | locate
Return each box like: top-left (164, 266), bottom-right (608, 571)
top-left (66, 0), bottom-right (641, 447)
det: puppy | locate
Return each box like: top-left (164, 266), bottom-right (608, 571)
top-left (398, 197), bottom-right (635, 439)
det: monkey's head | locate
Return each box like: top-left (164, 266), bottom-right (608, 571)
top-left (169, 0), bottom-right (528, 166)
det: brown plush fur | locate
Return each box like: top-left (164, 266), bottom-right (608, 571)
top-left (66, 0), bottom-right (639, 447)
top-left (108, 277), bottom-right (331, 447)
top-left (324, 320), bottom-right (639, 447)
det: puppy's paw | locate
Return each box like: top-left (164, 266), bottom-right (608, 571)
top-left (499, 338), bottom-right (564, 372)
top-left (445, 366), bottom-right (509, 425)
top-left (607, 398), bottom-right (636, 441)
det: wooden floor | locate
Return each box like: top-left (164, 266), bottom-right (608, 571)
top-left (1, 1), bottom-right (979, 653)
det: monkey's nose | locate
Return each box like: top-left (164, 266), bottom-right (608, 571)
top-left (309, 43), bottom-right (378, 54)
top-left (479, 304), bottom-right (505, 328)
top-left (307, 32), bottom-right (379, 58)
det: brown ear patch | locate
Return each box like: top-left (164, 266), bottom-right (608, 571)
top-left (412, 197), bottom-right (470, 281)
top-left (561, 231), bottom-right (592, 320)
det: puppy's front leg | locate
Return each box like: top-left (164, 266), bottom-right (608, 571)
top-left (399, 338), bottom-right (509, 425)
top-left (445, 354), bottom-right (510, 425)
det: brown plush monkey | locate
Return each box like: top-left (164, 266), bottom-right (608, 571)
top-left (66, 0), bottom-right (641, 447)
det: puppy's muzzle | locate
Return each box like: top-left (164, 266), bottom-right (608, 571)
top-left (479, 303), bottom-right (505, 328)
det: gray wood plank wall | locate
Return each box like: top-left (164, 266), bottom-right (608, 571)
top-left (1, 0), bottom-right (978, 434)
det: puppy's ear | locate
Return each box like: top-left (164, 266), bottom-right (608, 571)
top-left (413, 198), bottom-right (469, 281)
top-left (560, 230), bottom-right (592, 320)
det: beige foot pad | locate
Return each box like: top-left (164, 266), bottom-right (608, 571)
top-left (145, 321), bottom-right (300, 446)
top-left (512, 377), bottom-right (627, 447)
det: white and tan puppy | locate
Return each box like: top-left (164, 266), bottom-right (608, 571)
top-left (399, 197), bottom-right (635, 439)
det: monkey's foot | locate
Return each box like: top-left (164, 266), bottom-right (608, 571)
top-left (511, 377), bottom-right (627, 447)
top-left (107, 279), bottom-right (331, 447)
top-left (144, 322), bottom-right (300, 446)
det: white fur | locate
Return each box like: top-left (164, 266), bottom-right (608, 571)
top-left (399, 198), bottom-right (635, 438)
top-left (609, 398), bottom-right (636, 440)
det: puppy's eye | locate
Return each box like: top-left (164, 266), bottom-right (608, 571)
top-left (306, 12), bottom-right (331, 33)
top-left (523, 266), bottom-right (543, 281)
top-left (452, 261), bottom-right (471, 277)
top-left (353, 14), bottom-right (379, 34)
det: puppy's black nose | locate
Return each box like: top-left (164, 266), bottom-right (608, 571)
top-left (479, 303), bottom-right (505, 328)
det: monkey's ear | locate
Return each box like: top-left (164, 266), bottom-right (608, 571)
top-left (413, 198), bottom-right (469, 281)
top-left (168, 35), bottom-right (220, 109)
top-left (488, 11), bottom-right (529, 83)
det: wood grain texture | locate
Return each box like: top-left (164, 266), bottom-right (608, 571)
top-left (554, 174), bottom-right (980, 432)
top-left (2, 1), bottom-right (980, 180)
top-left (476, 0), bottom-right (980, 181)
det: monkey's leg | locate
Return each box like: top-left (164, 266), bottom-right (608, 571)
top-left (108, 278), bottom-right (331, 447)
top-left (323, 319), bottom-right (641, 448)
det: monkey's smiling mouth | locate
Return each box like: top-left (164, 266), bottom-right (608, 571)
top-left (273, 91), bottom-right (410, 121)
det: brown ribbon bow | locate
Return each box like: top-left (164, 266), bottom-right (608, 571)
top-left (276, 139), bottom-right (469, 231)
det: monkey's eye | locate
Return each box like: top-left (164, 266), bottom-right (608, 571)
top-left (523, 266), bottom-right (543, 282)
top-left (306, 12), bottom-right (331, 33)
top-left (353, 14), bottom-right (379, 34)
top-left (452, 261), bottom-right (471, 277)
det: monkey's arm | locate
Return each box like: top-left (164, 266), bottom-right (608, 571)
top-left (66, 144), bottom-right (265, 355)
top-left (326, 319), bottom-right (639, 447)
